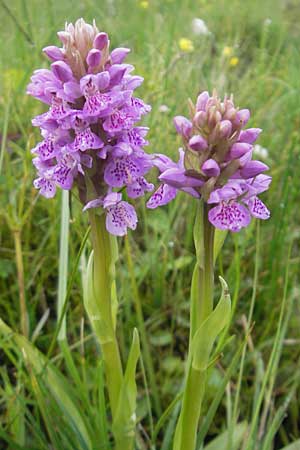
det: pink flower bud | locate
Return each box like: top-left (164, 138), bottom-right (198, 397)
top-left (229, 143), bottom-right (252, 159)
top-left (93, 32), bottom-right (108, 50)
top-left (51, 61), bottom-right (73, 82)
top-left (193, 110), bottom-right (206, 128)
top-left (240, 160), bottom-right (269, 178)
top-left (196, 91), bottom-right (209, 111)
top-left (219, 120), bottom-right (232, 138)
top-left (86, 49), bottom-right (102, 68)
top-left (43, 46), bottom-right (64, 62)
top-left (235, 109), bottom-right (250, 127)
top-left (173, 116), bottom-right (192, 138)
top-left (201, 159), bottom-right (220, 177)
top-left (189, 135), bottom-right (208, 151)
top-left (239, 128), bottom-right (262, 144)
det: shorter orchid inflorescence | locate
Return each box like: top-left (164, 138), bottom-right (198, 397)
top-left (147, 90), bottom-right (271, 232)
top-left (27, 19), bottom-right (154, 236)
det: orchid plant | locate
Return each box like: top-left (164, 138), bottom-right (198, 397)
top-left (23, 17), bottom-right (272, 450)
top-left (147, 90), bottom-right (271, 450)
top-left (27, 18), bottom-right (154, 450)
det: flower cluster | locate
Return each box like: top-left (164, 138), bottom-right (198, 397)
top-left (27, 19), bottom-right (153, 236)
top-left (147, 91), bottom-right (271, 232)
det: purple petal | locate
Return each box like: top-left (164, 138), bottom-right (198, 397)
top-left (103, 109), bottom-right (136, 133)
top-left (246, 196), bottom-right (270, 220)
top-left (73, 128), bottom-right (104, 151)
top-left (146, 184), bottom-right (177, 209)
top-left (83, 198), bottom-right (103, 211)
top-left (159, 168), bottom-right (203, 189)
top-left (208, 201), bottom-right (251, 232)
top-left (33, 174), bottom-right (56, 198)
top-left (110, 48), bottom-right (130, 64)
top-left (106, 201), bottom-right (138, 236)
top-left (104, 156), bottom-right (145, 187)
top-left (53, 165), bottom-right (74, 189)
top-left (103, 192), bottom-right (122, 208)
top-left (32, 139), bottom-right (56, 160)
top-left (127, 177), bottom-right (154, 198)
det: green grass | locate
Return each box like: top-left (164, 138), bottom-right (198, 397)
top-left (0, 0), bottom-right (300, 449)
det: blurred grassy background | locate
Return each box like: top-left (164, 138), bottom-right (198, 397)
top-left (0, 0), bottom-right (300, 449)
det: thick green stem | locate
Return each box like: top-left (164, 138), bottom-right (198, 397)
top-left (197, 202), bottom-right (215, 328)
top-left (174, 202), bottom-right (215, 450)
top-left (88, 211), bottom-right (123, 418)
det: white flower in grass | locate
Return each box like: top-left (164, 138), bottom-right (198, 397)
top-left (191, 18), bottom-right (210, 36)
top-left (253, 144), bottom-right (269, 160)
top-left (159, 104), bottom-right (170, 113)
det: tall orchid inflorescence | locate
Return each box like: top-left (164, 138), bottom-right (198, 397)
top-left (147, 90), bottom-right (271, 231)
top-left (27, 18), bottom-right (153, 236)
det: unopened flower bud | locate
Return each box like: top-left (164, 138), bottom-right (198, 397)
top-left (219, 120), bottom-right (232, 139)
top-left (239, 128), bottom-right (262, 144)
top-left (86, 49), bottom-right (102, 69)
top-left (201, 159), bottom-right (220, 177)
top-left (43, 46), bottom-right (64, 61)
top-left (193, 110), bottom-right (206, 128)
top-left (94, 32), bottom-right (109, 50)
top-left (240, 160), bottom-right (268, 178)
top-left (196, 91), bottom-right (209, 111)
top-left (51, 61), bottom-right (73, 82)
top-left (173, 116), bottom-right (192, 138)
top-left (234, 109), bottom-right (250, 127)
top-left (229, 143), bottom-right (252, 159)
top-left (189, 134), bottom-right (208, 151)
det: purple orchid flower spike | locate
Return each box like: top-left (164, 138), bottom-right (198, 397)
top-left (27, 18), bottom-right (154, 236)
top-left (147, 90), bottom-right (271, 232)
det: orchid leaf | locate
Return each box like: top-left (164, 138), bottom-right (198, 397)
top-left (83, 251), bottom-right (111, 343)
top-left (204, 422), bottom-right (248, 450)
top-left (192, 276), bottom-right (231, 371)
top-left (112, 328), bottom-right (140, 443)
top-left (213, 229), bottom-right (228, 263)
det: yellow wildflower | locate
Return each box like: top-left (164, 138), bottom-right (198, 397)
top-left (179, 38), bottom-right (194, 53)
top-left (229, 56), bottom-right (239, 67)
top-left (139, 0), bottom-right (149, 8)
top-left (222, 46), bottom-right (233, 57)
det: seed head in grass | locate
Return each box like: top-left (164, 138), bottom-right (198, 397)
top-left (27, 18), bottom-right (153, 236)
top-left (147, 90), bottom-right (271, 232)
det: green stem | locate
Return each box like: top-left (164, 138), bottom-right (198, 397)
top-left (13, 229), bottom-right (28, 338)
top-left (197, 202), bottom-right (215, 327)
top-left (88, 211), bottom-right (123, 418)
top-left (174, 202), bottom-right (215, 450)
